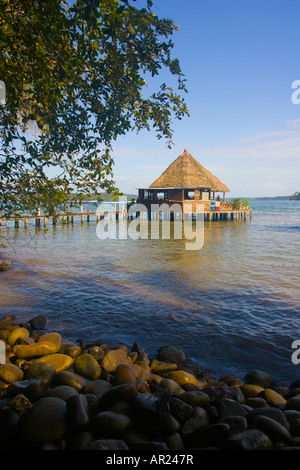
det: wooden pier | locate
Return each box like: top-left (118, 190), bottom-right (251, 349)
top-left (0, 206), bottom-right (252, 230)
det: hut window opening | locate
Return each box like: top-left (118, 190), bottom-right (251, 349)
top-left (184, 190), bottom-right (195, 200)
top-left (144, 190), bottom-right (154, 200)
top-left (157, 191), bottom-right (168, 200)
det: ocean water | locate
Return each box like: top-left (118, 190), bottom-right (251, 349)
top-left (0, 199), bottom-right (300, 386)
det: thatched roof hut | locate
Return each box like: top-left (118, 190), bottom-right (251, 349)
top-left (149, 149), bottom-right (230, 193)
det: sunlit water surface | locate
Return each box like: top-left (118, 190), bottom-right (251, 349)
top-left (1, 199), bottom-right (300, 385)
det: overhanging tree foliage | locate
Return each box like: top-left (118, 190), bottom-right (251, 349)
top-left (0, 0), bottom-right (189, 216)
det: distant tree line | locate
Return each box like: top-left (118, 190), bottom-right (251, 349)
top-left (290, 192), bottom-right (300, 200)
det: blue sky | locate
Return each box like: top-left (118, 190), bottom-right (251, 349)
top-left (112, 0), bottom-right (300, 197)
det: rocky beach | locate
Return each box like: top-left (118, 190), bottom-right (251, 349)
top-left (0, 314), bottom-right (300, 451)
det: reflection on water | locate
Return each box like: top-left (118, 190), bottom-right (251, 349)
top-left (0, 199), bottom-right (300, 384)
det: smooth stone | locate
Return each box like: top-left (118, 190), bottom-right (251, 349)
top-left (217, 398), bottom-right (248, 418)
top-left (46, 385), bottom-right (78, 401)
top-left (254, 415), bottom-right (292, 443)
top-left (74, 354), bottom-right (101, 380)
top-left (66, 394), bottom-right (90, 429)
top-left (248, 406), bottom-right (290, 430)
top-left (164, 433), bottom-right (185, 450)
top-left (59, 341), bottom-right (81, 358)
top-left (169, 397), bottom-right (193, 422)
top-left (109, 400), bottom-right (133, 417)
top-left (167, 370), bottom-right (199, 386)
top-left (0, 364), bottom-right (24, 383)
top-left (275, 386), bottom-right (289, 398)
top-left (161, 413), bottom-right (181, 434)
top-left (151, 360), bottom-right (177, 373)
top-left (284, 409), bottom-right (300, 424)
top-left (29, 353), bottom-right (73, 372)
top-left (224, 429), bottom-right (273, 450)
top-left (158, 378), bottom-right (184, 395)
top-left (240, 384), bottom-right (265, 398)
top-left (98, 384), bottom-right (138, 410)
top-left (55, 371), bottom-right (89, 391)
top-left (13, 342), bottom-right (59, 359)
top-left (244, 369), bottom-right (277, 389)
top-left (101, 348), bottom-right (131, 372)
top-left (245, 397), bottom-right (268, 408)
top-left (114, 364), bottom-right (137, 386)
top-left (85, 393), bottom-right (99, 416)
top-left (38, 332), bottom-right (62, 351)
top-left (29, 315), bottom-right (47, 330)
top-left (285, 397), bottom-right (300, 411)
top-left (92, 411), bottom-right (132, 435)
top-left (19, 397), bottom-right (67, 446)
top-left (181, 409), bottom-right (210, 435)
top-left (187, 423), bottom-right (230, 448)
top-left (202, 386), bottom-right (245, 403)
top-left (7, 327), bottom-right (30, 346)
top-left (157, 345), bottom-right (186, 364)
top-left (25, 362), bottom-right (56, 387)
top-left (262, 389), bottom-right (287, 406)
top-left (83, 379), bottom-right (113, 400)
top-left (85, 439), bottom-right (129, 450)
top-left (219, 375), bottom-right (244, 387)
top-left (179, 391), bottom-right (210, 408)
top-left (219, 415), bottom-right (248, 435)
top-left (7, 379), bottom-right (44, 400)
top-left (133, 393), bottom-right (159, 415)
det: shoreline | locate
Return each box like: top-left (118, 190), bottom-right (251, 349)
top-left (0, 315), bottom-right (300, 450)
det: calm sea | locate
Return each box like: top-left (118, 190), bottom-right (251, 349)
top-left (1, 199), bottom-right (300, 385)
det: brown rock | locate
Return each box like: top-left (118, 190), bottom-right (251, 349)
top-left (0, 363), bottom-right (24, 383)
top-left (101, 348), bottom-right (132, 372)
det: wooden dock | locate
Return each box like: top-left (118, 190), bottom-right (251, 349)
top-left (0, 206), bottom-right (252, 230)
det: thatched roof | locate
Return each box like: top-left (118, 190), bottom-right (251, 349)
top-left (149, 149), bottom-right (230, 192)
